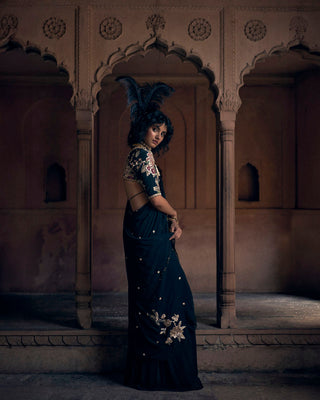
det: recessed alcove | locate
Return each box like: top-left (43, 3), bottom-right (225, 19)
top-left (237, 47), bottom-right (320, 297)
top-left (238, 163), bottom-right (259, 202)
top-left (45, 163), bottom-right (67, 203)
top-left (0, 43), bottom-right (76, 293)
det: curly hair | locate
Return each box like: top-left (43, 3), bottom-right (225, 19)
top-left (127, 109), bottom-right (174, 154)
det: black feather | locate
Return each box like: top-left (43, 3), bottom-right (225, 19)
top-left (116, 76), bottom-right (174, 121)
top-left (142, 82), bottom-right (174, 112)
top-left (116, 76), bottom-right (142, 121)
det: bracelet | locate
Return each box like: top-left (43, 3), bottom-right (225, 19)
top-left (168, 216), bottom-right (179, 223)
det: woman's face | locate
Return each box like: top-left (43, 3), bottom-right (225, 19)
top-left (144, 123), bottom-right (167, 149)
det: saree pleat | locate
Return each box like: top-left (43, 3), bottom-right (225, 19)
top-left (123, 201), bottom-right (202, 391)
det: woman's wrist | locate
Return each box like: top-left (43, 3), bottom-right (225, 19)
top-left (168, 214), bottom-right (179, 223)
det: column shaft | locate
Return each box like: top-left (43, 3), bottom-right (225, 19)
top-left (76, 130), bottom-right (92, 329)
top-left (217, 118), bottom-right (236, 328)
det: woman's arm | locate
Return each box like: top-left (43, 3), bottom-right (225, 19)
top-left (149, 195), bottom-right (177, 218)
top-left (131, 148), bottom-right (182, 239)
top-left (150, 195), bottom-right (182, 240)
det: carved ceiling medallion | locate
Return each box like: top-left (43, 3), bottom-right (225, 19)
top-left (0, 15), bottom-right (18, 40)
top-left (289, 16), bottom-right (308, 41)
top-left (188, 18), bottom-right (211, 41)
top-left (146, 14), bottom-right (166, 36)
top-left (43, 17), bottom-right (66, 39)
top-left (100, 17), bottom-right (122, 40)
top-left (244, 20), bottom-right (266, 42)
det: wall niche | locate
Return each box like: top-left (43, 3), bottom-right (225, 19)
top-left (238, 163), bottom-right (260, 202)
top-left (45, 163), bottom-right (67, 202)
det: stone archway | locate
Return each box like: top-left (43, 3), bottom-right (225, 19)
top-left (235, 44), bottom-right (320, 298)
top-left (75, 37), bottom-right (241, 329)
top-left (92, 37), bottom-right (218, 113)
top-left (0, 39), bottom-right (77, 295)
top-left (0, 38), bottom-right (72, 88)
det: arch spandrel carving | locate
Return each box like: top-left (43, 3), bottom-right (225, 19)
top-left (238, 40), bottom-right (320, 90)
top-left (91, 36), bottom-right (219, 114)
top-left (0, 37), bottom-right (74, 92)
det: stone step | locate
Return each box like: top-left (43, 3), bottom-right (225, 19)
top-left (1, 328), bottom-right (320, 373)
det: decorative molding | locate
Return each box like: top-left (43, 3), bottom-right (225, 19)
top-left (146, 14), bottom-right (166, 36)
top-left (99, 17), bottom-right (122, 40)
top-left (197, 332), bottom-right (320, 347)
top-left (244, 19), bottom-right (267, 42)
top-left (1, 331), bottom-right (320, 347)
top-left (43, 17), bottom-right (66, 39)
top-left (289, 16), bottom-right (308, 42)
top-left (188, 18), bottom-right (212, 41)
top-left (218, 89), bottom-right (241, 113)
top-left (0, 14), bottom-right (18, 40)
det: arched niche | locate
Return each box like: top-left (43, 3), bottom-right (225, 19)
top-left (236, 44), bottom-right (320, 298)
top-left (45, 163), bottom-right (67, 203)
top-left (0, 39), bottom-right (76, 294)
top-left (0, 39), bottom-right (75, 209)
top-left (238, 163), bottom-right (259, 202)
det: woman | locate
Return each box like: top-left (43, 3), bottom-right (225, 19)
top-left (117, 76), bottom-right (202, 391)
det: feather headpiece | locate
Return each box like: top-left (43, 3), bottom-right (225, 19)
top-left (116, 76), bottom-right (174, 122)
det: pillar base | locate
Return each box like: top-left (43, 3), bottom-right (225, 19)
top-left (217, 309), bottom-right (237, 328)
top-left (76, 308), bottom-right (92, 329)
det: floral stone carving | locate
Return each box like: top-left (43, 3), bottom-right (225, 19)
top-left (146, 14), bottom-right (166, 36)
top-left (99, 17), bottom-right (122, 40)
top-left (0, 15), bottom-right (18, 40)
top-left (289, 16), bottom-right (308, 41)
top-left (219, 90), bottom-right (242, 113)
top-left (188, 18), bottom-right (211, 41)
top-left (43, 17), bottom-right (66, 39)
top-left (244, 20), bottom-right (266, 42)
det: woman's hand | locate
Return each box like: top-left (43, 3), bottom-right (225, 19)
top-left (169, 220), bottom-right (182, 240)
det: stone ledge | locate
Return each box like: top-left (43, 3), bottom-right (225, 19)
top-left (1, 329), bottom-right (320, 373)
top-left (1, 329), bottom-right (320, 348)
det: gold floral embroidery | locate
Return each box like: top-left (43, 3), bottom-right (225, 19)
top-left (123, 146), bottom-right (161, 197)
top-left (149, 310), bottom-right (186, 345)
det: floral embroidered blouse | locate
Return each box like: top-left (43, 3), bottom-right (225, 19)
top-left (123, 143), bottom-right (161, 199)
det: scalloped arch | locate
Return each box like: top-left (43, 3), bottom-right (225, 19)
top-left (92, 37), bottom-right (219, 114)
top-left (238, 40), bottom-right (320, 91)
top-left (0, 37), bottom-right (73, 90)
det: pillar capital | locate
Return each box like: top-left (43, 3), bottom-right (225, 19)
top-left (73, 88), bottom-right (93, 132)
top-left (75, 109), bottom-right (93, 132)
top-left (219, 119), bottom-right (235, 142)
top-left (218, 89), bottom-right (242, 115)
top-left (219, 114), bottom-right (236, 131)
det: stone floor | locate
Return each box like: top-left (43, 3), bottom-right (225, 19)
top-left (0, 371), bottom-right (319, 400)
top-left (0, 292), bottom-right (320, 331)
top-left (1, 293), bottom-right (320, 398)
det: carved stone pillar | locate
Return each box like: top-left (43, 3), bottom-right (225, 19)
top-left (75, 108), bottom-right (93, 329)
top-left (216, 90), bottom-right (240, 328)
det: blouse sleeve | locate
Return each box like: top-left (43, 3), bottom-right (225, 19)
top-left (130, 148), bottom-right (161, 198)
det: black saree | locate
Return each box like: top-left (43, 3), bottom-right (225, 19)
top-left (123, 199), bottom-right (203, 391)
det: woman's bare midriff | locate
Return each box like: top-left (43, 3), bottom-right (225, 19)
top-left (124, 179), bottom-right (149, 212)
